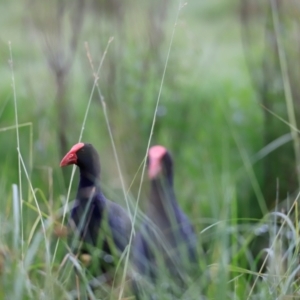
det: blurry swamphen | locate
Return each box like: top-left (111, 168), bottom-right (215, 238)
top-left (60, 142), bottom-right (132, 277)
top-left (132, 145), bottom-right (199, 299)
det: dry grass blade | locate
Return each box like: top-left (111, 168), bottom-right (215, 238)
top-left (84, 38), bottom-right (133, 220)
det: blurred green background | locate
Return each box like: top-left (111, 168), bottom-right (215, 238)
top-left (1, 0), bottom-right (299, 218)
top-left (1, 0), bottom-right (300, 298)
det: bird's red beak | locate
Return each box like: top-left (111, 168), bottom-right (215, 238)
top-left (60, 142), bottom-right (84, 167)
top-left (60, 152), bottom-right (77, 167)
top-left (148, 157), bottom-right (162, 179)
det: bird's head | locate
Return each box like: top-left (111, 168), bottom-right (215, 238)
top-left (147, 145), bottom-right (173, 184)
top-left (60, 142), bottom-right (101, 178)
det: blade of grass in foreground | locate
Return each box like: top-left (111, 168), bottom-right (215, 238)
top-left (9, 41), bottom-right (24, 264)
top-left (9, 41), bottom-right (54, 300)
top-left (0, 122), bottom-right (33, 203)
top-left (12, 184), bottom-right (20, 252)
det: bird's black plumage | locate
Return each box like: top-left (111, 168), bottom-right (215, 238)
top-left (132, 145), bottom-right (199, 299)
top-left (60, 143), bottom-right (131, 275)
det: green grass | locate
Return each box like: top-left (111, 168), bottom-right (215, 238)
top-left (1, 0), bottom-right (300, 299)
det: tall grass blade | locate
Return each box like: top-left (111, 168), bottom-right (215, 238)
top-left (9, 41), bottom-right (24, 262)
top-left (12, 184), bottom-right (20, 251)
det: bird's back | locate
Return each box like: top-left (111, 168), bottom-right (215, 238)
top-left (106, 199), bottom-right (132, 251)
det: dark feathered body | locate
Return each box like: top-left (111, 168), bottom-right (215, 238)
top-left (60, 143), bottom-right (131, 275)
top-left (133, 179), bottom-right (198, 278)
top-left (70, 188), bottom-right (131, 273)
top-left (132, 146), bottom-right (199, 299)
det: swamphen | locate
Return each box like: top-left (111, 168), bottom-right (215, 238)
top-left (132, 145), bottom-right (199, 299)
top-left (60, 142), bottom-right (132, 278)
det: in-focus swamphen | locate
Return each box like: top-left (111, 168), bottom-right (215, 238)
top-left (60, 142), bottom-right (132, 278)
top-left (132, 145), bottom-right (199, 299)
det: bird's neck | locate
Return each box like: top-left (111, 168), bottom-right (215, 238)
top-left (148, 178), bottom-right (180, 238)
top-left (78, 168), bottom-right (102, 196)
top-left (149, 178), bottom-right (177, 212)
